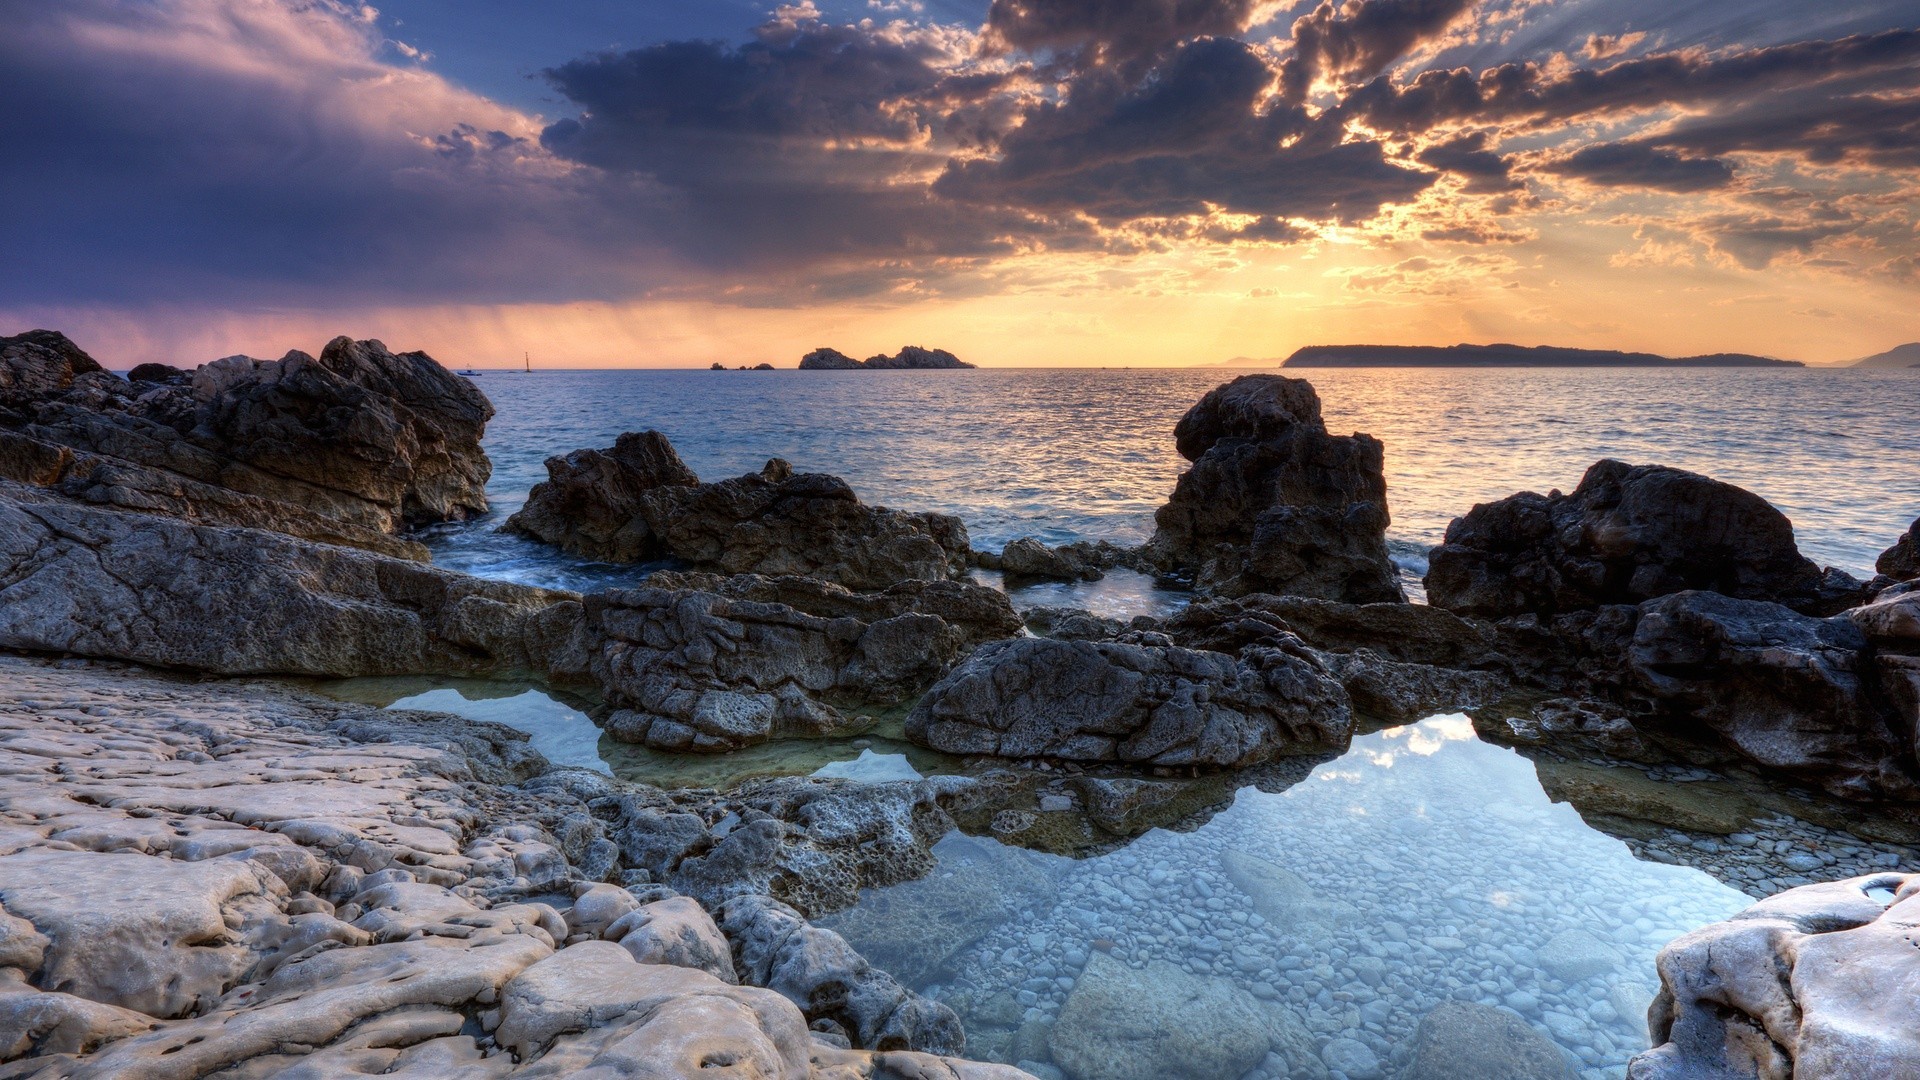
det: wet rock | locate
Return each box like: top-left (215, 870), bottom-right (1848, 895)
top-left (606, 896), bottom-right (738, 982)
top-left (999, 537), bottom-right (1103, 582)
top-left (1218, 849), bottom-right (1357, 939)
top-left (1633, 873), bottom-right (1920, 1080)
top-left (1880, 517), bottom-right (1920, 581)
top-left (1021, 606), bottom-right (1136, 641)
top-left (1049, 952), bottom-right (1326, 1080)
top-left (907, 636), bottom-right (1353, 768)
top-left (0, 486), bottom-right (585, 680)
top-left (1317, 650), bottom-right (1508, 723)
top-left (508, 431), bottom-right (968, 590)
top-left (584, 573), bottom-right (1018, 751)
top-left (501, 430), bottom-right (698, 562)
top-left (1427, 460), bottom-right (1856, 618)
top-left (1536, 928), bottom-right (1620, 983)
top-left (1400, 1001), bottom-right (1576, 1080)
top-left (1149, 375), bottom-right (1402, 603)
top-left (721, 894), bottom-right (965, 1055)
top-left (1533, 759), bottom-right (1762, 837)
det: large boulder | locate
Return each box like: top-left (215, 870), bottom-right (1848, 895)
top-left (0, 485), bottom-right (583, 680)
top-left (584, 573), bottom-right (1020, 752)
top-left (1400, 1001), bottom-right (1576, 1080)
top-left (1426, 460), bottom-right (1855, 618)
top-left (1, 332), bottom-right (492, 550)
top-left (1880, 516), bottom-right (1920, 581)
top-left (1148, 375), bottom-right (1402, 603)
top-left (1632, 873), bottom-right (1920, 1080)
top-left (906, 635), bottom-right (1352, 767)
top-left (508, 433), bottom-right (969, 590)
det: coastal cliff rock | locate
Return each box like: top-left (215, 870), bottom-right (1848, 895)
top-left (0, 331), bottom-right (491, 553)
top-left (583, 573), bottom-right (1019, 752)
top-left (507, 432), bottom-right (969, 590)
top-left (1880, 516), bottom-right (1920, 580)
top-left (1631, 873), bottom-right (1920, 1079)
top-left (0, 485), bottom-right (583, 680)
top-left (0, 656), bottom-right (1031, 1078)
top-left (1426, 460), bottom-right (1859, 618)
top-left (906, 635), bottom-right (1352, 767)
top-left (1148, 375), bottom-right (1403, 604)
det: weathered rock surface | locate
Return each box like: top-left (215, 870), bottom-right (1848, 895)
top-left (1148, 375), bottom-right (1403, 603)
top-left (605, 896), bottom-right (738, 982)
top-left (584, 573), bottom-right (1020, 751)
top-left (996, 537), bottom-right (1103, 582)
top-left (1399, 1001), bottom-right (1576, 1080)
top-left (2, 333), bottom-right (492, 547)
top-left (1880, 517), bottom-right (1920, 581)
top-left (508, 433), bottom-right (969, 590)
top-left (0, 656), bottom-right (1029, 1079)
top-left (1427, 459), bottom-right (1858, 618)
top-left (1048, 952), bottom-right (1326, 1080)
top-left (1632, 873), bottom-right (1920, 1080)
top-left (906, 635), bottom-right (1352, 767)
top-left (0, 486), bottom-right (584, 680)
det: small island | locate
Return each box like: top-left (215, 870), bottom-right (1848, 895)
top-left (799, 345), bottom-right (975, 370)
top-left (1283, 343), bottom-right (1802, 368)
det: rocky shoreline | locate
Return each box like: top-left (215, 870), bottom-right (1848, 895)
top-left (4, 329), bottom-right (1919, 1077)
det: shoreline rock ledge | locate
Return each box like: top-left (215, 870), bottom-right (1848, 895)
top-left (1147, 374), bottom-right (1403, 604)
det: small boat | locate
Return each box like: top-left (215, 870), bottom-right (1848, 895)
top-left (458, 369), bottom-right (483, 377)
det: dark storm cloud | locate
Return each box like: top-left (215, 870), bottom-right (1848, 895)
top-left (1278, 0), bottom-right (1481, 99)
top-left (1546, 143), bottom-right (1735, 193)
top-left (983, 0), bottom-right (1267, 63)
top-left (1415, 131), bottom-right (1521, 193)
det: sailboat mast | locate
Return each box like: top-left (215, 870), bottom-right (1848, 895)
top-left (524, 351), bottom-right (530, 374)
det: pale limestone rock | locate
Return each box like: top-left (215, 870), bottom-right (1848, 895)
top-left (608, 896), bottom-right (738, 982)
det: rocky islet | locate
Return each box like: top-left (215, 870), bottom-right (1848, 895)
top-left (1, 338), bottom-right (1918, 1077)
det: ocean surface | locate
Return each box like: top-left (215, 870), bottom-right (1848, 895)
top-left (425, 366), bottom-right (1920, 603)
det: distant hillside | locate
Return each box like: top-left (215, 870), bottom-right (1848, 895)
top-left (1849, 342), bottom-right (1920, 369)
top-left (799, 345), bottom-right (974, 370)
top-left (1210, 355), bottom-right (1287, 367)
top-left (1283, 343), bottom-right (1802, 368)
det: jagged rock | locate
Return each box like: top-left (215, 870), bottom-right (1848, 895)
top-left (606, 896), bottom-right (738, 983)
top-left (502, 430), bottom-right (699, 562)
top-left (1632, 874), bottom-right (1920, 1080)
top-left (1400, 1001), bottom-right (1576, 1080)
top-left (0, 330), bottom-right (105, 410)
top-left (800, 346), bottom-right (975, 370)
top-left (1020, 606), bottom-right (1139, 641)
top-left (1049, 952), bottom-right (1326, 1080)
top-left (1427, 460), bottom-right (1859, 618)
top-left (583, 574), bottom-right (1018, 752)
top-left (1880, 517), bottom-right (1920, 581)
top-left (998, 537), bottom-right (1102, 582)
top-left (0, 486), bottom-right (585, 680)
top-left (721, 894), bottom-right (965, 1055)
top-left (907, 635), bottom-right (1352, 767)
top-left (126, 362), bottom-right (187, 384)
top-left (1148, 375), bottom-right (1402, 603)
top-left (1315, 649), bottom-right (1507, 722)
top-left (507, 432), bottom-right (968, 589)
top-left (800, 347), bottom-right (864, 370)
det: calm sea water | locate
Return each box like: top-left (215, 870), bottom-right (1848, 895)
top-left (425, 367), bottom-right (1920, 596)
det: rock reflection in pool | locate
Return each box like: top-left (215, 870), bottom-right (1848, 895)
top-left (316, 676), bottom-right (613, 774)
top-left (825, 715), bottom-right (1754, 1080)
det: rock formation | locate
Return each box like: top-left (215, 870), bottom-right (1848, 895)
top-left (1399, 1002), bottom-right (1576, 1080)
top-left (995, 537), bottom-right (1105, 582)
top-left (800, 346), bottom-right (975, 370)
top-left (507, 433), bottom-right (969, 590)
top-left (0, 331), bottom-right (492, 554)
top-left (1426, 459), bottom-right (1861, 618)
top-left (583, 572), bottom-right (1020, 752)
top-left (906, 634), bottom-right (1352, 768)
top-left (1148, 375), bottom-right (1403, 603)
top-left (0, 655), bottom-right (1032, 1078)
top-left (1880, 516), bottom-right (1920, 581)
top-left (1632, 873), bottom-right (1920, 1079)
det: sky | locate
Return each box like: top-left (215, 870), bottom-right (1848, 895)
top-left (2, 0), bottom-right (1916, 368)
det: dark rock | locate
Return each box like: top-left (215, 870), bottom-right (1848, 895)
top-left (999, 537), bottom-right (1102, 582)
top-left (507, 432), bottom-right (968, 590)
top-left (1399, 1001), bottom-right (1576, 1080)
top-left (1021, 606), bottom-right (1137, 642)
top-left (0, 330), bottom-right (104, 411)
top-left (906, 635), bottom-right (1352, 768)
top-left (1426, 460), bottom-right (1847, 618)
top-left (584, 573), bottom-right (1020, 752)
top-left (799, 348), bottom-right (864, 370)
top-left (709, 362), bottom-right (727, 370)
top-left (125, 363), bottom-right (187, 384)
top-left (800, 346), bottom-right (975, 370)
top-left (1880, 517), bottom-right (1920, 581)
top-left (752, 363), bottom-right (775, 371)
top-left (1148, 375), bottom-right (1402, 603)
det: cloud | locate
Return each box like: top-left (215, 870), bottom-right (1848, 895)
top-left (983, 0), bottom-right (1269, 65)
top-left (1546, 142), bottom-right (1735, 192)
top-left (1279, 0), bottom-right (1483, 98)
top-left (1416, 131), bottom-right (1522, 192)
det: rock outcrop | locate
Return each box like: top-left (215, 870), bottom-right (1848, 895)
top-left (0, 656), bottom-right (1032, 1078)
top-left (0, 484), bottom-right (583, 681)
top-left (1880, 516), bottom-right (1920, 581)
top-left (1148, 375), bottom-right (1402, 603)
top-left (1, 332), bottom-right (491, 559)
top-left (1426, 460), bottom-right (1859, 618)
top-left (906, 635), bottom-right (1352, 768)
top-left (996, 537), bottom-right (1104, 582)
top-left (507, 433), bottom-right (969, 590)
top-left (800, 346), bottom-right (975, 370)
top-left (1632, 873), bottom-right (1920, 1079)
top-left (583, 572), bottom-right (1020, 752)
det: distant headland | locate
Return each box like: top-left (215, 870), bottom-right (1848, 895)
top-left (799, 346), bottom-right (975, 370)
top-left (1849, 342), bottom-right (1920, 369)
top-left (1281, 343), bottom-right (1802, 368)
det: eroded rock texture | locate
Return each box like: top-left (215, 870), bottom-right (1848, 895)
top-left (508, 433), bottom-right (969, 589)
top-left (1632, 873), bottom-right (1920, 1080)
top-left (583, 573), bottom-right (1020, 751)
top-left (0, 332), bottom-right (491, 552)
top-left (1426, 459), bottom-right (1860, 618)
top-left (1148, 375), bottom-right (1402, 603)
top-left (906, 635), bottom-right (1352, 768)
top-left (1880, 516), bottom-right (1920, 581)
